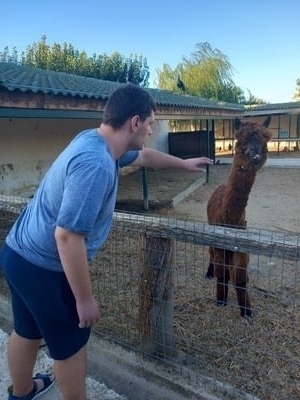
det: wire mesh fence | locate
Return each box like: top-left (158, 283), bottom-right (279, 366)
top-left (0, 198), bottom-right (299, 400)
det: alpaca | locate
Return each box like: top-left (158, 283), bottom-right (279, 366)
top-left (206, 116), bottom-right (272, 317)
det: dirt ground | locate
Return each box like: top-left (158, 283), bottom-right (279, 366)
top-left (117, 153), bottom-right (300, 234)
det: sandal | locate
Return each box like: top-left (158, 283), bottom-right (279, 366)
top-left (8, 373), bottom-right (56, 400)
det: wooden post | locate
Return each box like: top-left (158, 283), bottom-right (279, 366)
top-left (139, 234), bottom-right (174, 358)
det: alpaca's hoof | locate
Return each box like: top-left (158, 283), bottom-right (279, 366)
top-left (240, 307), bottom-right (252, 318)
top-left (217, 300), bottom-right (227, 307)
top-left (206, 263), bottom-right (215, 279)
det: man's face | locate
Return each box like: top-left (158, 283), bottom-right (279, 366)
top-left (130, 111), bottom-right (155, 150)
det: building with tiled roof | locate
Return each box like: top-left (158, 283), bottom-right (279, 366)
top-left (0, 62), bottom-right (299, 195)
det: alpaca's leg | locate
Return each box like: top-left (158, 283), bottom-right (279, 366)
top-left (233, 253), bottom-right (252, 317)
top-left (214, 249), bottom-right (230, 307)
top-left (206, 247), bottom-right (215, 279)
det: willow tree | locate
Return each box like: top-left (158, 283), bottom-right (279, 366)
top-left (154, 64), bottom-right (176, 91)
top-left (156, 42), bottom-right (244, 103)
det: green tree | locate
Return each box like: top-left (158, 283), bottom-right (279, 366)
top-left (0, 35), bottom-right (149, 86)
top-left (127, 55), bottom-right (149, 86)
top-left (155, 63), bottom-right (177, 91)
top-left (0, 46), bottom-right (18, 63)
top-left (156, 42), bottom-right (263, 104)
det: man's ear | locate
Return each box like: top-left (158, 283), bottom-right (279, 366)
top-left (131, 115), bottom-right (140, 131)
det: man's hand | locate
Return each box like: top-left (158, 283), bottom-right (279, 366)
top-left (183, 157), bottom-right (214, 172)
top-left (76, 296), bottom-right (100, 328)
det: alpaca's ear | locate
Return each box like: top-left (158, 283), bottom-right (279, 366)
top-left (234, 118), bottom-right (241, 130)
top-left (263, 115), bottom-right (271, 128)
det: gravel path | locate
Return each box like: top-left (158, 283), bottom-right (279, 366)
top-left (0, 329), bottom-right (127, 400)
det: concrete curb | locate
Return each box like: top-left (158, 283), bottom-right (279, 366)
top-left (87, 334), bottom-right (261, 400)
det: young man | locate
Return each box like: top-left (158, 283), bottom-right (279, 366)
top-left (2, 84), bottom-right (213, 400)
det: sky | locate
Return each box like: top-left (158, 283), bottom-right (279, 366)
top-left (1, 0), bottom-right (299, 104)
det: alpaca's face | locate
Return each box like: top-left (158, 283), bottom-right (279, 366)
top-left (237, 133), bottom-right (268, 167)
top-left (235, 120), bottom-right (272, 169)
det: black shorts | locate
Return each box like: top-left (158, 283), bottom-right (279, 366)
top-left (2, 244), bottom-right (91, 360)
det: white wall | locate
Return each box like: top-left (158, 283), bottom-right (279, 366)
top-left (146, 120), bottom-right (169, 152)
top-left (0, 118), bottom-right (100, 196)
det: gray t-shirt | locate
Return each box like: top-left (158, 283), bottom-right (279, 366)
top-left (6, 128), bottom-right (138, 271)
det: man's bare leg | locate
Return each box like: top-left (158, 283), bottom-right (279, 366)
top-left (7, 330), bottom-right (42, 396)
top-left (54, 344), bottom-right (88, 400)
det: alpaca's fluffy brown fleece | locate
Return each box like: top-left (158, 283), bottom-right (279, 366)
top-left (206, 116), bottom-right (272, 317)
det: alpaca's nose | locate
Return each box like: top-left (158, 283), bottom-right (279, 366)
top-left (253, 154), bottom-right (261, 162)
